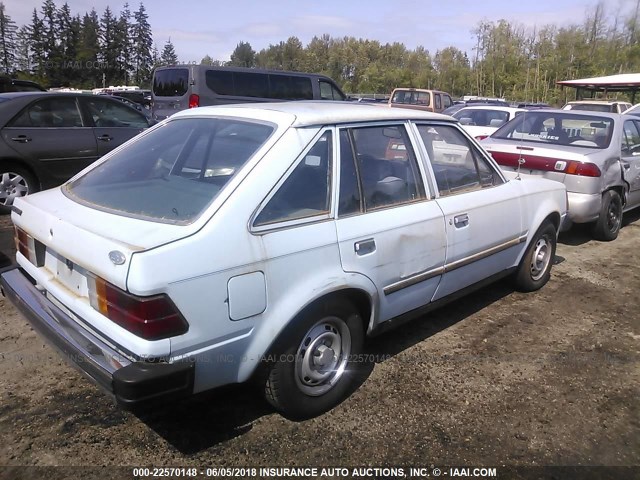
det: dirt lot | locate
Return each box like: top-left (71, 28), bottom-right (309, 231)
top-left (0, 211), bottom-right (638, 477)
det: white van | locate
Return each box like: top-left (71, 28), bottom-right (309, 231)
top-left (151, 65), bottom-right (347, 120)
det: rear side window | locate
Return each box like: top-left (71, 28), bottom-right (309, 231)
top-left (206, 70), bottom-right (314, 100)
top-left (10, 97), bottom-right (83, 127)
top-left (319, 80), bottom-right (345, 100)
top-left (66, 118), bottom-right (274, 223)
top-left (153, 68), bottom-right (189, 97)
top-left (417, 124), bottom-right (502, 196)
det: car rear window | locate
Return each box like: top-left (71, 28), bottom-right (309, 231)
top-left (65, 117), bottom-right (274, 223)
top-left (152, 68), bottom-right (189, 97)
top-left (492, 112), bottom-right (613, 148)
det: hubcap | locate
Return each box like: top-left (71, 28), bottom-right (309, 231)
top-left (0, 172), bottom-right (29, 206)
top-left (607, 199), bottom-right (621, 232)
top-left (295, 317), bottom-right (351, 396)
top-left (530, 236), bottom-right (551, 281)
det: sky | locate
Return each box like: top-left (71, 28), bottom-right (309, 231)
top-left (6, 0), bottom-right (627, 63)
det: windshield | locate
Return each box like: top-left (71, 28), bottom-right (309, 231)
top-left (153, 68), bottom-right (188, 97)
top-left (567, 103), bottom-right (614, 113)
top-left (491, 111), bottom-right (613, 148)
top-left (66, 117), bottom-right (275, 223)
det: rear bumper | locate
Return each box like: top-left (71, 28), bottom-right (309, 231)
top-left (567, 191), bottom-right (601, 223)
top-left (0, 266), bottom-right (194, 408)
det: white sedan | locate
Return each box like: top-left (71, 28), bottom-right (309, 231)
top-left (452, 106), bottom-right (527, 140)
top-left (1, 102), bottom-right (567, 419)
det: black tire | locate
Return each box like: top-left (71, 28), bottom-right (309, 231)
top-left (0, 164), bottom-right (37, 214)
top-left (264, 297), bottom-right (364, 419)
top-left (514, 221), bottom-right (557, 292)
top-left (591, 190), bottom-right (623, 241)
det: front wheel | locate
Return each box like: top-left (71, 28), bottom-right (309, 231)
top-left (514, 221), bottom-right (557, 292)
top-left (264, 298), bottom-right (364, 419)
top-left (592, 190), bottom-right (623, 241)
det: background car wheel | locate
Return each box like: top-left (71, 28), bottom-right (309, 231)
top-left (514, 221), bottom-right (557, 292)
top-left (0, 165), bottom-right (37, 214)
top-left (592, 190), bottom-right (623, 241)
top-left (264, 298), bottom-right (364, 419)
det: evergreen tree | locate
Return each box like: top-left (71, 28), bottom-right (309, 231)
top-left (0, 2), bottom-right (17, 74)
top-left (99, 6), bottom-right (118, 85)
top-left (78, 9), bottom-right (100, 87)
top-left (14, 25), bottom-right (30, 74)
top-left (229, 41), bottom-right (255, 67)
top-left (132, 2), bottom-right (153, 85)
top-left (116, 3), bottom-right (132, 84)
top-left (28, 8), bottom-right (45, 80)
top-left (41, 0), bottom-right (61, 84)
top-left (160, 38), bottom-right (177, 65)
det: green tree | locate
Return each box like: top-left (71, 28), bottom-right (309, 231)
top-left (99, 6), bottom-right (119, 85)
top-left (160, 38), bottom-right (178, 66)
top-left (0, 2), bottom-right (17, 74)
top-left (229, 41), bottom-right (255, 67)
top-left (132, 2), bottom-right (153, 85)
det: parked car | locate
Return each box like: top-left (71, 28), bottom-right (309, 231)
top-left (388, 88), bottom-right (453, 113)
top-left (481, 109), bottom-right (640, 240)
top-left (0, 102), bottom-right (567, 419)
top-left (152, 65), bottom-right (347, 120)
top-left (0, 76), bottom-right (46, 93)
top-left (562, 100), bottom-right (632, 114)
top-left (442, 98), bottom-right (510, 116)
top-left (452, 106), bottom-right (526, 140)
top-left (0, 91), bottom-right (152, 213)
top-left (625, 103), bottom-right (640, 117)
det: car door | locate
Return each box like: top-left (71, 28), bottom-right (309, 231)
top-left (621, 119), bottom-right (640, 208)
top-left (334, 124), bottom-right (446, 324)
top-left (1, 96), bottom-right (98, 184)
top-left (79, 96), bottom-right (149, 157)
top-left (414, 123), bottom-right (525, 301)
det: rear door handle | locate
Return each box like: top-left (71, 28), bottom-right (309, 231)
top-left (11, 135), bottom-right (32, 143)
top-left (454, 214), bottom-right (469, 228)
top-left (354, 238), bottom-right (376, 256)
top-left (97, 134), bottom-right (113, 142)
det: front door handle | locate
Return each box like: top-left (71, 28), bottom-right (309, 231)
top-left (454, 214), bottom-right (469, 228)
top-left (97, 134), bottom-right (113, 142)
top-left (354, 238), bottom-right (376, 256)
top-left (11, 135), bottom-right (32, 143)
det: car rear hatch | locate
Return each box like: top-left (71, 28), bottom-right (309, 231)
top-left (151, 67), bottom-right (191, 120)
top-left (12, 188), bottom-right (193, 293)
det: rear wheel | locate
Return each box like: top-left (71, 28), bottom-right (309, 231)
top-left (264, 298), bottom-right (364, 419)
top-left (592, 190), bottom-right (623, 241)
top-left (514, 221), bottom-right (557, 292)
top-left (0, 165), bottom-right (37, 214)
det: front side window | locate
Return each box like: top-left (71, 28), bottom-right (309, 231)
top-left (66, 118), bottom-right (274, 223)
top-left (319, 81), bottom-right (344, 100)
top-left (345, 125), bottom-right (426, 210)
top-left (83, 97), bottom-right (148, 128)
top-left (10, 97), bottom-right (83, 127)
top-left (254, 131), bottom-right (333, 226)
top-left (417, 124), bottom-right (503, 196)
top-left (492, 112), bottom-right (613, 148)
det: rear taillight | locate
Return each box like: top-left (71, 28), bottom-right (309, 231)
top-left (188, 94), bottom-right (199, 108)
top-left (565, 160), bottom-right (601, 177)
top-left (14, 226), bottom-right (44, 266)
top-left (475, 135), bottom-right (489, 141)
top-left (489, 151), bottom-right (601, 177)
top-left (87, 275), bottom-right (188, 340)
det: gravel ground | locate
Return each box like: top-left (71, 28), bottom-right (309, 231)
top-left (0, 211), bottom-right (638, 479)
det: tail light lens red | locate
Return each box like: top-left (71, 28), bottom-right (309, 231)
top-left (475, 135), bottom-right (489, 141)
top-left (88, 275), bottom-right (188, 340)
top-left (14, 226), bottom-right (44, 266)
top-left (188, 94), bottom-right (200, 109)
top-left (489, 151), bottom-right (601, 177)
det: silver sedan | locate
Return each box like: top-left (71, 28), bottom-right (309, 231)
top-left (481, 109), bottom-right (640, 240)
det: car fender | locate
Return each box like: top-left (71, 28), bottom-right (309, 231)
top-left (236, 270), bottom-right (378, 383)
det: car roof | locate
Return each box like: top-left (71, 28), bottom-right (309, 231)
top-left (172, 101), bottom-right (455, 127)
top-left (454, 106), bottom-right (525, 113)
top-left (515, 108), bottom-right (622, 120)
top-left (566, 100), bottom-right (629, 105)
